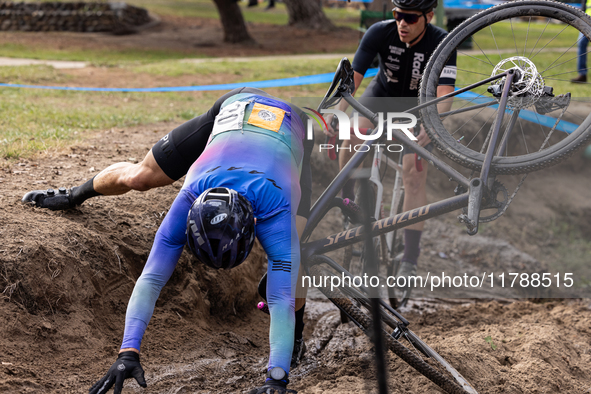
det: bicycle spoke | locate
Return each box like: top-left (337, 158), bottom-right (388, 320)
top-left (542, 51), bottom-right (591, 76)
top-left (509, 18), bottom-right (520, 63)
top-left (543, 66), bottom-right (590, 78)
top-left (471, 38), bottom-right (495, 66)
top-left (530, 24), bottom-right (570, 61)
top-left (518, 113), bottom-right (530, 154)
top-left (528, 18), bottom-right (551, 59)
top-left (455, 68), bottom-right (493, 78)
top-left (457, 51), bottom-right (495, 68)
top-left (523, 17), bottom-right (531, 58)
top-left (447, 100), bottom-right (495, 140)
top-left (539, 37), bottom-right (584, 75)
top-left (466, 110), bottom-right (498, 150)
top-left (489, 25), bottom-right (503, 63)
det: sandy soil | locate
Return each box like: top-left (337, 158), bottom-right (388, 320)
top-left (2, 15), bottom-right (591, 394)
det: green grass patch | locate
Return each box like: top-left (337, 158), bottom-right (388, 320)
top-left (34, 0), bottom-right (362, 28)
top-left (0, 43), bottom-right (203, 66)
top-left (0, 64), bottom-right (334, 160)
top-left (0, 65), bottom-right (72, 85)
top-left (126, 0), bottom-right (361, 28)
top-left (131, 57), bottom-right (345, 80)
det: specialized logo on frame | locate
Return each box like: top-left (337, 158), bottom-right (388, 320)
top-left (304, 108), bottom-right (418, 153)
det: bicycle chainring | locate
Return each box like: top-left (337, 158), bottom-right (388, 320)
top-left (462, 180), bottom-right (509, 223)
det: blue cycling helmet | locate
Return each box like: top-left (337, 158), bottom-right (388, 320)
top-left (187, 187), bottom-right (256, 270)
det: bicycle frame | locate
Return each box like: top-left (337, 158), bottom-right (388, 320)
top-left (301, 66), bottom-right (518, 268)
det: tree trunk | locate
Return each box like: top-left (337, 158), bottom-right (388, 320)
top-left (283, 0), bottom-right (335, 30)
top-left (212, 0), bottom-right (256, 44)
top-left (365, 0), bottom-right (391, 13)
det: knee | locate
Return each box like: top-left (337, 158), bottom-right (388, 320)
top-left (402, 164), bottom-right (427, 195)
top-left (125, 165), bottom-right (157, 192)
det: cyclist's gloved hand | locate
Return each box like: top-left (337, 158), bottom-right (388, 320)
top-left (247, 379), bottom-right (298, 394)
top-left (89, 351), bottom-right (147, 394)
top-left (415, 123), bottom-right (431, 147)
top-left (323, 114), bottom-right (338, 137)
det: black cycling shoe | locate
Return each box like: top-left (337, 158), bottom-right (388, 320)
top-left (290, 338), bottom-right (306, 369)
top-left (248, 380), bottom-right (297, 394)
top-left (22, 187), bottom-right (76, 210)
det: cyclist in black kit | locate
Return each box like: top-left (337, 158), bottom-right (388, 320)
top-left (324, 0), bottom-right (456, 298)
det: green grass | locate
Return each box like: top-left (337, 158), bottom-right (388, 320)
top-left (3, 8), bottom-right (591, 160)
top-left (131, 57), bottom-right (346, 80)
top-left (0, 43), bottom-right (204, 66)
top-left (471, 19), bottom-right (580, 51)
top-left (33, 0), bottom-right (362, 28)
top-left (0, 55), bottom-right (339, 160)
top-left (126, 0), bottom-right (361, 28)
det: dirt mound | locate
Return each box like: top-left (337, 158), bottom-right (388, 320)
top-left (1, 118), bottom-right (591, 393)
top-left (0, 123), bottom-right (267, 392)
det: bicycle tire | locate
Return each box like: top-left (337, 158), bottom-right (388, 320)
top-left (386, 189), bottom-right (406, 309)
top-left (419, 0), bottom-right (591, 175)
top-left (342, 185), bottom-right (381, 278)
top-left (308, 262), bottom-right (474, 394)
top-left (341, 185), bottom-right (384, 322)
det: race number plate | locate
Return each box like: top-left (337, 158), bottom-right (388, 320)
top-left (212, 101), bottom-right (249, 136)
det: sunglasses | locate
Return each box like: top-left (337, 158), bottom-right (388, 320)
top-left (392, 11), bottom-right (423, 25)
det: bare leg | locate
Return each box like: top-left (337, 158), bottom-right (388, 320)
top-left (401, 153), bottom-right (428, 231)
top-left (93, 149), bottom-right (175, 195)
top-left (398, 153), bottom-right (428, 286)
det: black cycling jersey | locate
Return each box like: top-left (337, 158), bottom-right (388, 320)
top-left (352, 21), bottom-right (457, 99)
top-left (152, 87), bottom-right (314, 218)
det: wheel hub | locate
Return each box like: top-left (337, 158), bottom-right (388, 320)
top-left (490, 56), bottom-right (545, 108)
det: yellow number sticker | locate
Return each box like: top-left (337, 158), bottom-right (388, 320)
top-left (247, 103), bottom-right (285, 132)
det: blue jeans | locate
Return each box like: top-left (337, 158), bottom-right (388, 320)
top-left (578, 32), bottom-right (589, 75)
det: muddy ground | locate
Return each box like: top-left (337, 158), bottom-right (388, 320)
top-left (2, 13), bottom-right (591, 394)
top-left (1, 119), bottom-right (591, 394)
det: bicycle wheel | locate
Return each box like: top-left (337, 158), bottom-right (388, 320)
top-left (342, 185), bottom-right (383, 278)
top-left (420, 0), bottom-right (591, 175)
top-left (308, 260), bottom-right (476, 394)
top-left (341, 185), bottom-right (387, 322)
top-left (386, 189), bottom-right (406, 309)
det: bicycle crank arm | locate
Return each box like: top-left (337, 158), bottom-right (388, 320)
top-left (459, 178), bottom-right (485, 235)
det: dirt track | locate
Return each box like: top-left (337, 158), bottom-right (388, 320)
top-left (2, 14), bottom-right (591, 394)
top-left (1, 119), bottom-right (591, 393)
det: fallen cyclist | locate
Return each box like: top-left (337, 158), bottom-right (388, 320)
top-left (24, 88), bottom-right (313, 394)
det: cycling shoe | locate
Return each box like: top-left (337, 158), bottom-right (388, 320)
top-left (248, 381), bottom-right (297, 394)
top-left (290, 338), bottom-right (306, 369)
top-left (397, 260), bottom-right (417, 305)
top-left (22, 187), bottom-right (76, 210)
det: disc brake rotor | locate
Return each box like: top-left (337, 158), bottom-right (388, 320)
top-left (491, 56), bottom-right (545, 109)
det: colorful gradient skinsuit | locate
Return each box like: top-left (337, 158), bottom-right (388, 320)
top-left (120, 88), bottom-right (312, 376)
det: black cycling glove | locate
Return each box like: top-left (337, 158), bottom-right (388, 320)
top-left (89, 351), bottom-right (147, 394)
